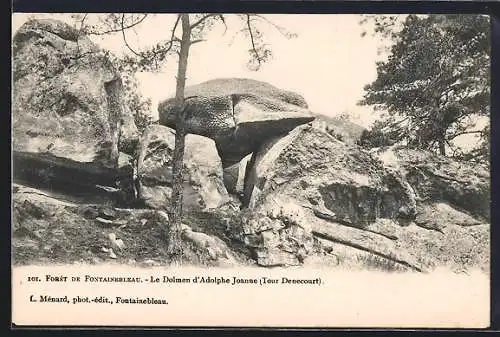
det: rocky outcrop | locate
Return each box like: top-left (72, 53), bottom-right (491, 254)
top-left (311, 115), bottom-right (366, 145)
top-left (374, 146), bottom-right (490, 220)
top-left (230, 125), bottom-right (417, 267)
top-left (227, 125), bottom-right (489, 272)
top-left (11, 20), bottom-right (489, 272)
top-left (244, 125), bottom-right (416, 222)
top-left (158, 78), bottom-right (315, 168)
top-left (136, 124), bottom-right (233, 211)
top-left (12, 19), bottom-right (139, 205)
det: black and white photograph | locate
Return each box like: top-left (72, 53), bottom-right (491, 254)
top-left (11, 12), bottom-right (491, 327)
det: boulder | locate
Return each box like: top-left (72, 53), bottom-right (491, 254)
top-left (181, 224), bottom-right (239, 266)
top-left (12, 19), bottom-right (139, 167)
top-left (245, 125), bottom-right (416, 223)
top-left (373, 146), bottom-right (490, 220)
top-left (233, 125), bottom-right (418, 267)
top-left (415, 202), bottom-right (483, 233)
top-left (12, 19), bottom-right (139, 204)
top-left (232, 126), bottom-right (489, 271)
top-left (136, 124), bottom-right (232, 211)
top-left (311, 114), bottom-right (366, 145)
top-left (158, 78), bottom-right (315, 167)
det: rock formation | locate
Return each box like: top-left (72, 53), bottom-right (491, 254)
top-left (228, 128), bottom-right (490, 270)
top-left (311, 114), bottom-right (366, 145)
top-left (136, 124), bottom-right (233, 211)
top-left (229, 125), bottom-right (420, 267)
top-left (11, 19), bottom-right (490, 273)
top-left (158, 78), bottom-right (315, 168)
top-left (12, 19), bottom-right (139, 204)
top-left (374, 146), bottom-right (490, 220)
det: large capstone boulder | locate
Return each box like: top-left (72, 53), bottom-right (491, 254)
top-left (158, 78), bottom-right (315, 168)
top-left (136, 124), bottom-right (233, 211)
top-left (12, 19), bottom-right (139, 203)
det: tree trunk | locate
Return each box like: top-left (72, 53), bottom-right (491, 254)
top-left (439, 140), bottom-right (446, 156)
top-left (438, 128), bottom-right (446, 156)
top-left (167, 14), bottom-right (191, 262)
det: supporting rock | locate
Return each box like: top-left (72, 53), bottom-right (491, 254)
top-left (136, 125), bottom-right (233, 211)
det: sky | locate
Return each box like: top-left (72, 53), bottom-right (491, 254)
top-left (12, 13), bottom-right (393, 128)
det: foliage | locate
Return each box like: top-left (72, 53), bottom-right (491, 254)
top-left (356, 253), bottom-right (407, 272)
top-left (72, 13), bottom-right (295, 73)
top-left (359, 14), bottom-right (490, 163)
top-left (357, 120), bottom-right (398, 148)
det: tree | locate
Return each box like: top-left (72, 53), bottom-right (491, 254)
top-left (359, 14), bottom-right (490, 163)
top-left (73, 13), bottom-right (296, 262)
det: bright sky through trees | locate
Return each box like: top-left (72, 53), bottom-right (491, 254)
top-left (12, 13), bottom-right (390, 127)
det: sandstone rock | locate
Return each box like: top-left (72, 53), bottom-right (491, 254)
top-left (233, 196), bottom-right (315, 267)
top-left (311, 218), bottom-right (423, 272)
top-left (255, 249), bottom-right (301, 267)
top-left (95, 217), bottom-right (114, 227)
top-left (311, 114), bottom-right (366, 145)
top-left (235, 135), bottom-right (490, 272)
top-left (12, 19), bottom-right (139, 203)
top-left (136, 124), bottom-right (231, 211)
top-left (181, 224), bottom-right (238, 266)
top-left (415, 202), bottom-right (484, 233)
top-left (245, 125), bottom-right (416, 223)
top-left (374, 147), bottom-right (490, 220)
top-left (108, 233), bottom-right (126, 251)
top-left (235, 125), bottom-right (420, 267)
top-left (158, 78), bottom-right (315, 167)
top-left (108, 249), bottom-right (117, 259)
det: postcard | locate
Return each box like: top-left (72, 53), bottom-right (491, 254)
top-left (11, 12), bottom-right (491, 328)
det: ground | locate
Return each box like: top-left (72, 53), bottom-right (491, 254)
top-left (12, 183), bottom-right (489, 275)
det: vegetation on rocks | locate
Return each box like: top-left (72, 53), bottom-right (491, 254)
top-left (11, 17), bottom-right (490, 274)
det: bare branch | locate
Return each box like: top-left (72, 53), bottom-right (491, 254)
top-left (252, 14), bottom-right (296, 38)
top-left (190, 39), bottom-right (205, 45)
top-left (246, 14), bottom-right (263, 68)
top-left (87, 14), bottom-right (148, 36)
top-left (156, 14), bottom-right (182, 57)
top-left (121, 14), bottom-right (181, 67)
top-left (74, 14), bottom-right (89, 56)
top-left (121, 14), bottom-right (142, 57)
top-left (446, 129), bottom-right (485, 140)
top-left (218, 15), bottom-right (228, 35)
top-left (170, 14), bottom-right (181, 42)
top-left (190, 14), bottom-right (215, 30)
top-left (79, 14), bottom-right (88, 32)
